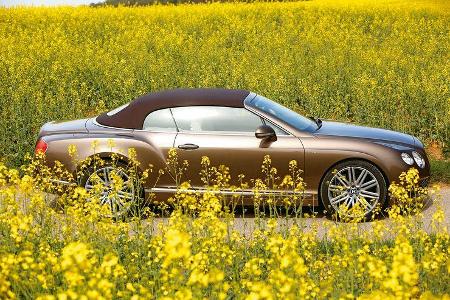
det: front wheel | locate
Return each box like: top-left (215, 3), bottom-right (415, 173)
top-left (320, 160), bottom-right (387, 221)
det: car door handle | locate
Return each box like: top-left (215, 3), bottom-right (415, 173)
top-left (178, 143), bottom-right (199, 150)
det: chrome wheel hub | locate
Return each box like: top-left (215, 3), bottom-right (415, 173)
top-left (328, 166), bottom-right (381, 218)
top-left (348, 186), bottom-right (358, 196)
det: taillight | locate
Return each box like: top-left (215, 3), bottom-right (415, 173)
top-left (35, 139), bottom-right (48, 154)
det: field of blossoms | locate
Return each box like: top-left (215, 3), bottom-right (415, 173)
top-left (0, 0), bottom-right (449, 166)
top-left (0, 148), bottom-right (449, 299)
top-left (0, 0), bottom-right (449, 299)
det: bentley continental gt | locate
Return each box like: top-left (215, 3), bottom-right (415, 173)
top-left (35, 89), bottom-right (430, 219)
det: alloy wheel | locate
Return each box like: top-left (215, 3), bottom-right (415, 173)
top-left (327, 166), bottom-right (381, 218)
top-left (84, 166), bottom-right (136, 217)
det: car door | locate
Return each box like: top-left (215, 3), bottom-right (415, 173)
top-left (171, 106), bottom-right (305, 192)
top-left (134, 108), bottom-right (179, 192)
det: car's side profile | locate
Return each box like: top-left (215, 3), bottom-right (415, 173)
top-left (36, 88), bottom-right (430, 219)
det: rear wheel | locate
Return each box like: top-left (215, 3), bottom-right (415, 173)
top-left (81, 161), bottom-right (144, 218)
top-left (320, 160), bottom-right (387, 221)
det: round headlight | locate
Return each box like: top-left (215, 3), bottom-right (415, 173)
top-left (401, 153), bottom-right (414, 165)
top-left (412, 151), bottom-right (425, 168)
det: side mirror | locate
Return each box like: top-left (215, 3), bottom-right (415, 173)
top-left (255, 125), bottom-right (276, 140)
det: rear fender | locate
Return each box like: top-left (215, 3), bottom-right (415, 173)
top-left (43, 135), bottom-right (169, 188)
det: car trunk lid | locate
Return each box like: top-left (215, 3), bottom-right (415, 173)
top-left (38, 118), bottom-right (89, 138)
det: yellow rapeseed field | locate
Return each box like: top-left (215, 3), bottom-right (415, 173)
top-left (0, 0), bottom-right (449, 166)
top-left (0, 1), bottom-right (449, 299)
top-left (0, 147), bottom-right (449, 299)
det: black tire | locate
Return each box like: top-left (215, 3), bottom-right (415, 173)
top-left (320, 160), bottom-right (387, 222)
top-left (80, 160), bottom-right (145, 218)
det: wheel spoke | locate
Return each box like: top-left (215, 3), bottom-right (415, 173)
top-left (112, 196), bottom-right (124, 207)
top-left (357, 196), bottom-right (372, 210)
top-left (344, 196), bottom-right (353, 208)
top-left (355, 169), bottom-right (368, 186)
top-left (92, 174), bottom-right (106, 184)
top-left (100, 195), bottom-right (109, 205)
top-left (117, 190), bottom-right (134, 200)
top-left (329, 184), bottom-right (345, 192)
top-left (103, 168), bottom-right (107, 182)
top-left (109, 197), bottom-right (115, 213)
top-left (117, 169), bottom-right (129, 179)
top-left (361, 182), bottom-right (378, 191)
top-left (336, 172), bottom-right (350, 187)
top-left (348, 167), bottom-right (356, 184)
top-left (330, 192), bottom-right (348, 204)
top-left (121, 180), bottom-right (134, 190)
top-left (359, 190), bottom-right (379, 199)
top-left (360, 179), bottom-right (377, 189)
top-left (103, 167), bottom-right (111, 183)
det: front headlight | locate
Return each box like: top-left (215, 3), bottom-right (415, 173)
top-left (412, 151), bottom-right (425, 168)
top-left (401, 153), bottom-right (414, 165)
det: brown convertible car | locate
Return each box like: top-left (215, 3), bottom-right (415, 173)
top-left (36, 88), bottom-right (430, 218)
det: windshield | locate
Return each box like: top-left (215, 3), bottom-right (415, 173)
top-left (248, 95), bottom-right (317, 132)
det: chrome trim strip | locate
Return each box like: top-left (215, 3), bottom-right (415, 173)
top-left (173, 130), bottom-right (257, 137)
top-left (146, 187), bottom-right (315, 197)
top-left (147, 187), bottom-right (255, 196)
top-left (243, 95), bottom-right (295, 136)
top-left (92, 118), bottom-right (135, 132)
top-left (49, 179), bottom-right (76, 186)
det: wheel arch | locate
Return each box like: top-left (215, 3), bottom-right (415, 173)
top-left (75, 151), bottom-right (144, 178)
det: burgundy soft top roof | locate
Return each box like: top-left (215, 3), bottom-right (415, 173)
top-left (96, 88), bottom-right (250, 129)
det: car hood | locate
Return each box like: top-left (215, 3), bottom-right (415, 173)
top-left (315, 121), bottom-right (416, 148)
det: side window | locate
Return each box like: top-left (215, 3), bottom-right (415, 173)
top-left (171, 106), bottom-right (263, 133)
top-left (143, 109), bottom-right (177, 132)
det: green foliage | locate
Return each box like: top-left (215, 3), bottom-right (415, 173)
top-left (0, 1), bottom-right (449, 166)
top-left (430, 160), bottom-right (450, 183)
